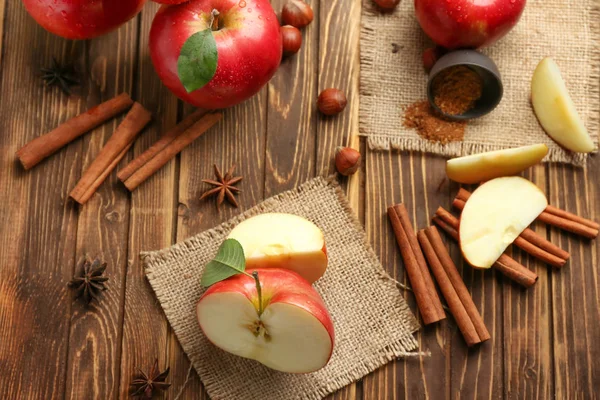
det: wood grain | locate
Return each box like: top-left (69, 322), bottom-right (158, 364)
top-left (548, 158), bottom-right (600, 398)
top-left (1, 0), bottom-right (599, 398)
top-left (448, 183), bottom-right (503, 399)
top-left (0, 3), bottom-right (83, 398)
top-left (264, 0), bottom-right (318, 195)
top-left (117, 3), bottom-right (179, 399)
top-left (63, 15), bottom-right (140, 400)
top-left (362, 152), bottom-right (449, 400)
top-left (502, 166), bottom-right (553, 399)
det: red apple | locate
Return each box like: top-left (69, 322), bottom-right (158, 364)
top-left (21, 0), bottom-right (146, 40)
top-left (150, 0), bottom-right (282, 109)
top-left (414, 0), bottom-right (526, 49)
top-left (197, 268), bottom-right (335, 373)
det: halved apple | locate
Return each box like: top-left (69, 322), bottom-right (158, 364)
top-left (446, 144), bottom-right (548, 184)
top-left (197, 268), bottom-right (335, 373)
top-left (459, 177), bottom-right (548, 269)
top-left (531, 57), bottom-right (595, 153)
top-left (227, 213), bottom-right (327, 283)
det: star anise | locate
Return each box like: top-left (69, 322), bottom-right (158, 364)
top-left (129, 359), bottom-right (171, 399)
top-left (200, 164), bottom-right (242, 210)
top-left (68, 258), bottom-right (108, 304)
top-left (41, 58), bottom-right (80, 95)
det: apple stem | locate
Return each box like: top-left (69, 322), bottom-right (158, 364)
top-left (252, 271), bottom-right (264, 316)
top-left (210, 9), bottom-right (220, 31)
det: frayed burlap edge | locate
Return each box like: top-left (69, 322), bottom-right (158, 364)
top-left (142, 176), bottom-right (422, 400)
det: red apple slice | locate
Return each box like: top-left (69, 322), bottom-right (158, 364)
top-left (197, 268), bottom-right (335, 373)
top-left (227, 213), bottom-right (328, 283)
top-left (459, 177), bottom-right (548, 269)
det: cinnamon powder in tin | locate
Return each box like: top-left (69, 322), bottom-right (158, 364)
top-left (432, 65), bottom-right (483, 116)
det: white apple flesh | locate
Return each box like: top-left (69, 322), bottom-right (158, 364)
top-left (459, 177), bottom-right (548, 269)
top-left (197, 268), bottom-right (335, 373)
top-left (446, 144), bottom-right (548, 184)
top-left (531, 57), bottom-right (595, 153)
top-left (227, 213), bottom-right (328, 283)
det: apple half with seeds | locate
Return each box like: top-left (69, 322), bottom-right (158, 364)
top-left (459, 177), bottom-right (548, 269)
top-left (197, 268), bottom-right (335, 373)
top-left (227, 213), bottom-right (328, 283)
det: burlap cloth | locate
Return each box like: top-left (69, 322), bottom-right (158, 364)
top-left (360, 0), bottom-right (600, 166)
top-left (142, 176), bottom-right (420, 400)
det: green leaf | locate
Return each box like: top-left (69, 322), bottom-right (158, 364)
top-left (201, 239), bottom-right (247, 287)
top-left (177, 29), bottom-right (218, 93)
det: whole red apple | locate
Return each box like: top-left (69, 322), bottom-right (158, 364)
top-left (414, 0), bottom-right (526, 49)
top-left (150, 0), bottom-right (282, 109)
top-left (21, 0), bottom-right (146, 40)
top-left (197, 268), bottom-right (335, 373)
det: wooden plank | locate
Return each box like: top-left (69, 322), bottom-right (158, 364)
top-left (502, 165), bottom-right (553, 399)
top-left (264, 0), bottom-right (318, 195)
top-left (63, 15), bottom-right (141, 400)
top-left (168, 97), bottom-right (268, 398)
top-left (117, 3), bottom-right (179, 399)
top-left (316, 0), bottom-right (362, 397)
top-left (362, 152), bottom-right (449, 400)
top-left (0, 4), bottom-right (84, 398)
top-left (548, 159), bottom-right (600, 398)
top-left (0, 0), bottom-right (5, 66)
top-left (448, 181), bottom-right (503, 398)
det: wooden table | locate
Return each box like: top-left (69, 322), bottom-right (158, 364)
top-left (1, 1), bottom-right (598, 399)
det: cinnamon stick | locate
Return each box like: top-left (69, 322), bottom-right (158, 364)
top-left (545, 205), bottom-right (600, 230)
top-left (456, 188), bottom-right (598, 239)
top-left (16, 93), bottom-right (133, 169)
top-left (70, 102), bottom-right (151, 205)
top-left (418, 227), bottom-right (490, 346)
top-left (388, 204), bottom-right (445, 325)
top-left (395, 204), bottom-right (446, 319)
top-left (452, 196), bottom-right (569, 268)
top-left (122, 112), bottom-right (223, 191)
top-left (117, 108), bottom-right (208, 182)
top-left (432, 207), bottom-right (538, 288)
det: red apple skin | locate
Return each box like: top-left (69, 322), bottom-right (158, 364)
top-left (153, 0), bottom-right (189, 3)
top-left (199, 268), bottom-right (335, 358)
top-left (414, 0), bottom-right (526, 49)
top-left (150, 0), bottom-right (282, 109)
top-left (21, 0), bottom-right (146, 40)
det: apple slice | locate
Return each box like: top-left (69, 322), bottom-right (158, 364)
top-left (459, 177), bottom-right (548, 269)
top-left (446, 144), bottom-right (548, 184)
top-left (531, 57), bottom-right (595, 153)
top-left (197, 268), bottom-right (335, 373)
top-left (227, 213), bottom-right (327, 283)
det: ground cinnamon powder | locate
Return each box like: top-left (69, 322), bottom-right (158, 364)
top-left (432, 65), bottom-right (483, 116)
top-left (403, 101), bottom-right (466, 144)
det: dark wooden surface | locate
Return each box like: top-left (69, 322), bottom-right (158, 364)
top-left (0, 1), bottom-right (598, 399)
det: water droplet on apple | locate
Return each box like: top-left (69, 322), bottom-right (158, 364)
top-left (239, 0), bottom-right (246, 7)
top-left (60, 10), bottom-right (67, 17)
top-left (248, 8), bottom-right (252, 12)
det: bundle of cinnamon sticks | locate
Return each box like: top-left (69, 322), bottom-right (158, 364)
top-left (15, 93), bottom-right (223, 205)
top-left (388, 189), bottom-right (598, 346)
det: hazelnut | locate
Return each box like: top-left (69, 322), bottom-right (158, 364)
top-left (281, 0), bottom-right (314, 28)
top-left (373, 0), bottom-right (400, 10)
top-left (335, 147), bottom-right (361, 176)
top-left (281, 25), bottom-right (302, 56)
top-left (317, 88), bottom-right (347, 116)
